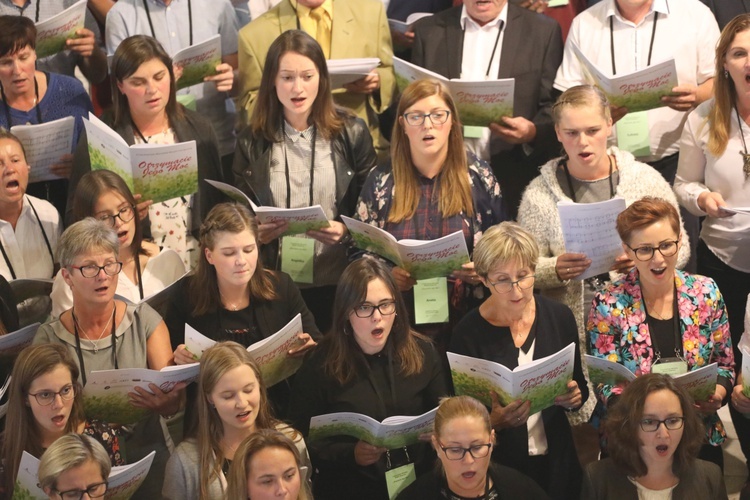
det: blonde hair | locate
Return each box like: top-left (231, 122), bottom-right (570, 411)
top-left (473, 222), bottom-right (539, 277)
top-left (552, 84), bottom-right (611, 125)
top-left (434, 396), bottom-right (492, 439)
top-left (38, 434), bottom-right (110, 494)
top-left (389, 79), bottom-right (474, 223)
top-left (709, 14), bottom-right (750, 156)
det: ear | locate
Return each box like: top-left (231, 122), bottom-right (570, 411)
top-left (204, 247), bottom-right (214, 266)
top-left (430, 434), bottom-right (439, 452)
top-left (490, 429), bottom-right (496, 446)
top-left (554, 125), bottom-right (562, 143)
top-left (61, 267), bottom-right (73, 288)
top-left (621, 242), bottom-right (630, 255)
top-left (116, 80), bottom-right (125, 95)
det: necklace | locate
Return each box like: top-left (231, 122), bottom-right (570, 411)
top-left (72, 303), bottom-right (116, 354)
top-left (734, 102), bottom-right (750, 179)
top-left (219, 290), bottom-right (244, 311)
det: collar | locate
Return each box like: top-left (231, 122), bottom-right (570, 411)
top-left (606, 0), bottom-right (669, 24)
top-left (2, 0), bottom-right (30, 10)
top-left (283, 120), bottom-right (314, 143)
top-left (0, 196), bottom-right (33, 227)
top-left (295, 0), bottom-right (333, 20)
top-left (460, 3), bottom-right (507, 31)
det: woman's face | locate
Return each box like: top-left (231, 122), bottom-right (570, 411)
top-left (622, 218), bottom-right (680, 291)
top-left (93, 190), bottom-right (135, 251)
top-left (638, 389), bottom-right (684, 469)
top-left (62, 249), bottom-right (120, 306)
top-left (401, 94), bottom-right (453, 163)
top-left (246, 447), bottom-right (301, 500)
top-left (481, 259), bottom-right (534, 314)
top-left (724, 29), bottom-right (750, 99)
top-left (205, 229), bottom-right (258, 290)
top-left (117, 57), bottom-right (171, 121)
top-left (27, 364), bottom-right (75, 440)
top-left (555, 104), bottom-right (612, 172)
top-left (208, 364), bottom-right (262, 435)
top-left (276, 51), bottom-right (319, 128)
top-left (433, 415), bottom-right (494, 498)
top-left (0, 45), bottom-right (36, 97)
top-left (348, 278), bottom-right (397, 355)
top-left (44, 459), bottom-right (106, 500)
top-left (0, 138), bottom-right (29, 207)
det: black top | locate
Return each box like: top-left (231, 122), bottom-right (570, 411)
top-left (397, 463), bottom-right (550, 500)
top-left (449, 295), bottom-right (587, 500)
top-left (288, 336), bottom-right (452, 500)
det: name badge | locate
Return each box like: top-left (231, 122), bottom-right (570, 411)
top-left (651, 357), bottom-right (688, 376)
top-left (385, 463), bottom-right (416, 499)
top-left (280, 236), bottom-right (314, 284)
top-left (616, 111), bottom-right (651, 157)
top-left (413, 278), bottom-right (449, 324)
top-left (463, 125), bottom-right (486, 139)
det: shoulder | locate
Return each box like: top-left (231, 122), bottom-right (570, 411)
top-left (396, 468), bottom-right (440, 499)
top-left (340, 113), bottom-right (369, 137)
top-left (25, 195), bottom-right (60, 222)
top-left (583, 457), bottom-right (630, 491)
top-left (677, 270), bottom-right (720, 294)
top-left (536, 294), bottom-right (574, 317)
top-left (508, 2), bottom-right (560, 32)
top-left (130, 302), bottom-right (162, 333)
top-left (488, 463), bottom-right (548, 495)
top-left (149, 247), bottom-right (186, 273)
top-left (48, 72), bottom-right (86, 92)
top-left (682, 459), bottom-right (723, 484)
top-left (178, 108), bottom-right (215, 134)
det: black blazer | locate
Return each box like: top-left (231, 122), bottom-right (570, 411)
top-left (701, 0), bottom-right (750, 29)
top-left (411, 4), bottom-right (563, 163)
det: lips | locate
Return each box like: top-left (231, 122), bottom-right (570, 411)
top-left (5, 179), bottom-right (20, 194)
top-left (579, 152), bottom-right (593, 160)
top-left (656, 444), bottom-right (669, 456)
top-left (236, 410), bottom-right (252, 422)
top-left (52, 415), bottom-right (66, 426)
top-left (371, 328), bottom-right (384, 338)
top-left (94, 285), bottom-right (109, 293)
top-left (650, 267), bottom-right (667, 277)
top-left (461, 471), bottom-right (476, 479)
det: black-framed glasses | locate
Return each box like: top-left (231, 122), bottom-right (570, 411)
top-left (69, 262), bottom-right (123, 278)
top-left (437, 441), bottom-right (492, 461)
top-left (639, 416), bottom-right (685, 432)
top-left (52, 481), bottom-right (107, 499)
top-left (625, 239), bottom-right (679, 261)
top-left (402, 109), bottom-right (451, 127)
top-left (27, 384), bottom-right (76, 406)
top-left (352, 301), bottom-right (397, 318)
top-left (486, 275), bottom-right (535, 294)
top-left (96, 205), bottom-right (135, 227)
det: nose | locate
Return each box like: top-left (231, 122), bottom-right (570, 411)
top-left (292, 76), bottom-right (303, 92)
top-left (276, 480), bottom-right (289, 497)
top-left (50, 393), bottom-right (64, 409)
top-left (655, 421), bottom-right (669, 437)
top-left (461, 451), bottom-right (476, 464)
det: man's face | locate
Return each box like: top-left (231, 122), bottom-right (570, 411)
top-left (465, 0), bottom-right (506, 26)
top-left (295, 0), bottom-right (325, 8)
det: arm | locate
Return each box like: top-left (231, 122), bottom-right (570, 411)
top-left (104, 7), bottom-right (129, 56)
top-left (146, 321), bottom-right (175, 370)
top-left (162, 446), bottom-right (194, 500)
top-left (68, 28), bottom-right (108, 84)
top-left (87, 0), bottom-right (116, 25)
top-left (674, 108), bottom-right (721, 217)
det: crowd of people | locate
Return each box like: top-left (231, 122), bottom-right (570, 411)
top-left (0, 0), bottom-right (748, 499)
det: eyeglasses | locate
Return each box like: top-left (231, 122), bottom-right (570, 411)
top-left (402, 109), bottom-right (451, 127)
top-left (639, 416), bottom-right (685, 432)
top-left (625, 239), bottom-right (679, 261)
top-left (69, 262), bottom-right (123, 278)
top-left (52, 481), bottom-right (108, 500)
top-left (27, 384), bottom-right (76, 406)
top-left (486, 275), bottom-right (535, 294)
top-left (352, 301), bottom-right (397, 318)
top-left (437, 441), bottom-right (492, 461)
top-left (96, 205), bottom-right (135, 227)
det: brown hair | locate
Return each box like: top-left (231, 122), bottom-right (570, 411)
top-left (321, 257), bottom-right (427, 385)
top-left (71, 170), bottom-right (146, 258)
top-left (250, 29), bottom-right (344, 142)
top-left (2, 344), bottom-right (85, 496)
top-left (111, 35), bottom-right (183, 130)
top-left (226, 429), bottom-right (312, 500)
top-left (552, 84), bottom-right (611, 125)
top-left (615, 197), bottom-right (680, 244)
top-left (389, 79), bottom-right (474, 223)
top-left (605, 373), bottom-right (703, 477)
top-left (189, 203), bottom-right (277, 316)
top-left (709, 14), bottom-right (750, 156)
top-left (0, 16), bottom-right (35, 57)
top-left (196, 342), bottom-right (292, 500)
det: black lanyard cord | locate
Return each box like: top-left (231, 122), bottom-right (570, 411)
top-left (16, 1), bottom-right (40, 22)
top-left (561, 154), bottom-right (616, 203)
top-left (460, 20), bottom-right (505, 79)
top-left (72, 305), bottom-right (119, 386)
top-left (143, 0), bottom-right (193, 46)
top-left (610, 12), bottom-right (658, 76)
top-left (1, 75), bottom-right (43, 127)
top-left (0, 196), bottom-right (55, 279)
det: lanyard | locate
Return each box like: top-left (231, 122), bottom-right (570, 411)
top-left (0, 196), bottom-right (55, 280)
top-left (642, 285), bottom-right (681, 361)
top-left (72, 305), bottom-right (119, 386)
top-left (133, 254), bottom-right (144, 300)
top-left (1, 75), bottom-right (43, 128)
top-left (143, 0), bottom-right (193, 46)
top-left (282, 125), bottom-right (317, 209)
top-left (16, 0), bottom-right (40, 22)
top-left (561, 155), bottom-right (616, 203)
top-left (609, 12), bottom-right (658, 76)
top-left (461, 20), bottom-right (505, 79)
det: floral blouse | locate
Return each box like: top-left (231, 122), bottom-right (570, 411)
top-left (83, 419), bottom-right (124, 466)
top-left (587, 269), bottom-right (734, 445)
top-left (354, 151), bottom-right (505, 253)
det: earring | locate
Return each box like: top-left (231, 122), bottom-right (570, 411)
top-left (725, 69), bottom-right (729, 78)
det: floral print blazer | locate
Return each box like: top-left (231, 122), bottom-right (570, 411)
top-left (587, 268), bottom-right (734, 445)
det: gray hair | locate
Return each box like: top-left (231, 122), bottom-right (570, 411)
top-left (38, 434), bottom-right (111, 493)
top-left (474, 222), bottom-right (539, 277)
top-left (57, 218), bottom-right (119, 268)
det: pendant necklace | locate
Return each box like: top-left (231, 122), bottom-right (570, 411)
top-left (72, 304), bottom-right (116, 354)
top-left (734, 102), bottom-right (750, 179)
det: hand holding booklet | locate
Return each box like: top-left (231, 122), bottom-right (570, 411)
top-left (327, 58), bottom-right (380, 89)
top-left (34, 0), bottom-right (87, 58)
top-left (308, 407), bottom-right (437, 449)
top-left (14, 450), bottom-right (155, 500)
top-left (341, 216), bottom-right (470, 281)
top-left (185, 313), bottom-right (305, 387)
top-left (11, 117), bottom-right (75, 184)
top-left (448, 344), bottom-right (575, 415)
top-left (173, 35), bottom-right (222, 90)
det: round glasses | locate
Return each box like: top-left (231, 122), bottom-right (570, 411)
top-left (96, 205), bottom-right (135, 227)
top-left (27, 384), bottom-right (76, 406)
top-left (437, 441), bottom-right (492, 461)
top-left (352, 301), bottom-right (397, 318)
top-left (625, 239), bottom-right (679, 261)
top-left (69, 262), bottom-right (123, 278)
top-left (402, 109), bottom-right (450, 127)
top-left (486, 275), bottom-right (535, 294)
top-left (52, 481), bottom-right (108, 500)
top-left (639, 416), bottom-right (685, 432)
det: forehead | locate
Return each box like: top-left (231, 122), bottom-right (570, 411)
top-left (0, 138), bottom-right (25, 156)
top-left (211, 229), bottom-right (256, 249)
top-left (556, 104), bottom-right (607, 128)
top-left (125, 58), bottom-right (168, 79)
top-left (278, 51), bottom-right (317, 71)
top-left (29, 364), bottom-right (73, 389)
top-left (213, 364), bottom-right (257, 391)
top-left (248, 447), bottom-right (298, 475)
top-left (405, 94), bottom-right (448, 112)
top-left (642, 389), bottom-right (682, 414)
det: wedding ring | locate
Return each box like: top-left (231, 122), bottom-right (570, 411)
top-left (516, 417), bottom-right (520, 422)
top-left (566, 268), bottom-right (570, 274)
